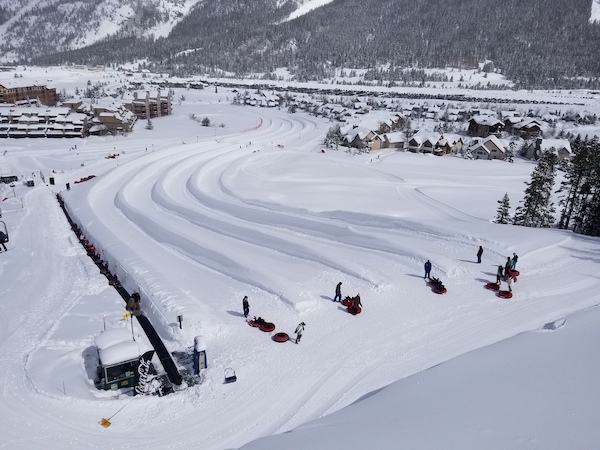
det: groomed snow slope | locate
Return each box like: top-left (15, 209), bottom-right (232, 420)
top-left (0, 90), bottom-right (599, 449)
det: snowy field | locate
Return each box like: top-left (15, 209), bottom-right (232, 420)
top-left (1, 71), bottom-right (600, 449)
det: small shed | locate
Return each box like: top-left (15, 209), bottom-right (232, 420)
top-left (95, 328), bottom-right (142, 390)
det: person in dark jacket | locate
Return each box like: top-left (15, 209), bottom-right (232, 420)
top-left (477, 246), bottom-right (484, 263)
top-left (424, 260), bottom-right (432, 279)
top-left (333, 282), bottom-right (342, 302)
top-left (0, 231), bottom-right (7, 251)
top-left (352, 294), bottom-right (362, 310)
top-left (242, 296), bottom-right (250, 318)
top-left (496, 265), bottom-right (504, 285)
top-left (504, 257), bottom-right (512, 278)
top-left (511, 253), bottom-right (519, 269)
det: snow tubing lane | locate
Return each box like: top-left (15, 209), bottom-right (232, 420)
top-left (433, 287), bottom-right (447, 294)
top-left (498, 290), bottom-right (513, 299)
top-left (485, 282), bottom-right (500, 291)
top-left (347, 306), bottom-right (362, 315)
top-left (259, 322), bottom-right (276, 332)
top-left (272, 332), bottom-right (290, 343)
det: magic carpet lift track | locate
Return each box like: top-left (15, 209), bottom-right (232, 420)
top-left (56, 194), bottom-right (183, 387)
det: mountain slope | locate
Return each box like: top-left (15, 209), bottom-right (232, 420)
top-left (7, 0), bottom-right (600, 89)
top-left (0, 0), bottom-right (202, 60)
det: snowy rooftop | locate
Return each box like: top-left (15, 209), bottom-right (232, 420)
top-left (99, 340), bottom-right (141, 366)
top-left (539, 138), bottom-right (571, 152)
top-left (94, 328), bottom-right (133, 350)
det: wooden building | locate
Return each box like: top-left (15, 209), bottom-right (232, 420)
top-left (0, 82), bottom-right (59, 106)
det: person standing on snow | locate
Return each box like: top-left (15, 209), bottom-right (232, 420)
top-left (424, 260), bottom-right (432, 279)
top-left (504, 257), bottom-right (512, 278)
top-left (496, 265), bottom-right (504, 285)
top-left (242, 296), bottom-right (250, 318)
top-left (477, 246), bottom-right (484, 263)
top-left (507, 274), bottom-right (514, 292)
top-left (295, 322), bottom-right (305, 344)
top-left (333, 282), bottom-right (342, 302)
top-left (511, 253), bottom-right (519, 269)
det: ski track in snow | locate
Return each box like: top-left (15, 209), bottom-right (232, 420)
top-left (2, 103), bottom-right (600, 449)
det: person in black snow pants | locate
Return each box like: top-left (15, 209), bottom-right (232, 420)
top-left (496, 265), bottom-right (504, 285)
top-left (505, 257), bottom-right (512, 279)
top-left (295, 322), bottom-right (305, 344)
top-left (333, 282), bottom-right (342, 302)
top-left (511, 253), bottom-right (519, 269)
top-left (424, 260), bottom-right (432, 279)
top-left (477, 246), bottom-right (484, 263)
top-left (242, 296), bottom-right (250, 318)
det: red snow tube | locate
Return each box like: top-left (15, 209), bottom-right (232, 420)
top-left (272, 332), bottom-right (289, 343)
top-left (433, 287), bottom-right (447, 294)
top-left (347, 306), bottom-right (362, 315)
top-left (498, 290), bottom-right (513, 299)
top-left (341, 297), bottom-right (352, 307)
top-left (248, 320), bottom-right (261, 327)
top-left (485, 282), bottom-right (500, 291)
top-left (259, 322), bottom-right (276, 332)
top-left (510, 269), bottom-right (520, 277)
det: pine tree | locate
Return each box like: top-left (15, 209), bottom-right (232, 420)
top-left (494, 193), bottom-right (511, 224)
top-left (557, 137), bottom-right (589, 230)
top-left (513, 151), bottom-right (558, 227)
top-left (577, 139), bottom-right (600, 236)
top-left (324, 124), bottom-right (343, 150)
top-left (556, 137), bottom-right (600, 235)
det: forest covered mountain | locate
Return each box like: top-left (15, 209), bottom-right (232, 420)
top-left (2, 0), bottom-right (600, 89)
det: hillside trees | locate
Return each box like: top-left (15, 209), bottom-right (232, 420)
top-left (0, 6), bottom-right (9, 26)
top-left (513, 151), bottom-right (558, 228)
top-left (26, 0), bottom-right (600, 90)
top-left (557, 138), bottom-right (600, 236)
top-left (324, 124), bottom-right (344, 150)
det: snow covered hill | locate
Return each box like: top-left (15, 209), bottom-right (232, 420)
top-left (0, 0), bottom-right (323, 62)
top-left (1, 68), bottom-right (600, 449)
top-left (0, 0), bottom-right (201, 61)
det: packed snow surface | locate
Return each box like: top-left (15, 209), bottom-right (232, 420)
top-left (591, 0), bottom-right (600, 23)
top-left (0, 74), bottom-right (599, 449)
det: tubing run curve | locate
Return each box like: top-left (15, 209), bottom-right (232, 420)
top-left (56, 194), bottom-right (183, 387)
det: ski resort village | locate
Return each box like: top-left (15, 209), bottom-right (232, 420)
top-left (1, 63), bottom-right (600, 449)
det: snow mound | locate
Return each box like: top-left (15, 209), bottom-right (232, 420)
top-left (538, 318), bottom-right (567, 332)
